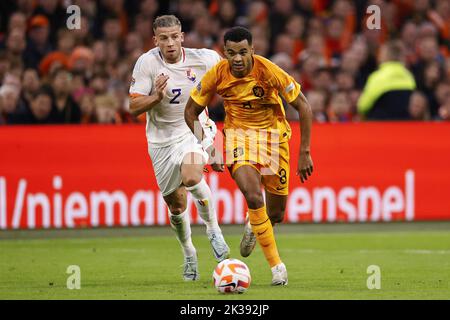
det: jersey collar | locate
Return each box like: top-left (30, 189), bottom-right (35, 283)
top-left (158, 48), bottom-right (186, 65)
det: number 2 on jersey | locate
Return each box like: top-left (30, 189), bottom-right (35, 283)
top-left (170, 88), bottom-right (182, 104)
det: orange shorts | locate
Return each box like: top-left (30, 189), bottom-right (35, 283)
top-left (226, 140), bottom-right (290, 196)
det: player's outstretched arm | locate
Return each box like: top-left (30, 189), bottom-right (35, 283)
top-left (289, 91), bottom-right (314, 183)
top-left (185, 97), bottom-right (224, 172)
top-left (129, 74), bottom-right (169, 117)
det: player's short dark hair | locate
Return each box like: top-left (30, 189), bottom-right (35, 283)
top-left (223, 27), bottom-right (252, 45)
top-left (153, 15), bottom-right (181, 32)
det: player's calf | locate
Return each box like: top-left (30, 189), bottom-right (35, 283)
top-left (268, 210), bottom-right (285, 224)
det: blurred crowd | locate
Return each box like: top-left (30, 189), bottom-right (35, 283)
top-left (0, 0), bottom-right (449, 125)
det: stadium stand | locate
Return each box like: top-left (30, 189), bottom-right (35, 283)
top-left (0, 0), bottom-right (449, 125)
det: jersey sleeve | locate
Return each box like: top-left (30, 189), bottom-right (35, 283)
top-left (190, 65), bottom-right (218, 107)
top-left (129, 54), bottom-right (152, 96)
top-left (269, 62), bottom-right (301, 104)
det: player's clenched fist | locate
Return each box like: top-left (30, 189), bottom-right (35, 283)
top-left (155, 73), bottom-right (169, 101)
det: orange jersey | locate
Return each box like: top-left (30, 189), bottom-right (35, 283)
top-left (190, 55), bottom-right (301, 142)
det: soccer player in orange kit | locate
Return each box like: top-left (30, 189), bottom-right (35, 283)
top-left (184, 27), bottom-right (314, 285)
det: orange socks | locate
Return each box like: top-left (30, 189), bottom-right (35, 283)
top-left (248, 206), bottom-right (281, 267)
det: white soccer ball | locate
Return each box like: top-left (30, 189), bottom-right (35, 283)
top-left (212, 258), bottom-right (251, 294)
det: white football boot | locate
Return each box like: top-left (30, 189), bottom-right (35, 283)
top-left (207, 230), bottom-right (230, 262)
top-left (182, 255), bottom-right (199, 281)
top-left (239, 214), bottom-right (257, 257)
top-left (271, 262), bottom-right (288, 286)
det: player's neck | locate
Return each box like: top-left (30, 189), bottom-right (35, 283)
top-left (161, 48), bottom-right (184, 64)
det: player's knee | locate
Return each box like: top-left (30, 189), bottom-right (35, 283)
top-left (269, 210), bottom-right (285, 224)
top-left (167, 202), bottom-right (187, 214)
top-left (182, 174), bottom-right (202, 187)
top-left (243, 191), bottom-right (264, 209)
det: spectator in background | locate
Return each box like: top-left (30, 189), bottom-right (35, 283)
top-left (350, 37), bottom-right (377, 88)
top-left (273, 34), bottom-right (295, 60)
top-left (7, 12), bottom-right (27, 35)
top-left (420, 60), bottom-right (444, 117)
top-left (0, 0), bottom-right (448, 125)
top-left (312, 67), bottom-right (334, 92)
top-left (306, 90), bottom-right (328, 123)
top-left (409, 91), bottom-right (431, 120)
top-left (95, 94), bottom-right (119, 124)
top-left (297, 50), bottom-right (326, 93)
top-left (20, 68), bottom-right (40, 109)
top-left (401, 21), bottom-right (419, 66)
top-left (269, 0), bottom-right (293, 52)
top-left (438, 95), bottom-right (450, 121)
top-left (285, 14), bottom-right (305, 63)
top-left (102, 13), bottom-right (123, 48)
top-left (217, 0), bottom-right (237, 28)
top-left (3, 28), bottom-right (27, 69)
top-left (246, 0), bottom-right (269, 29)
top-left (38, 29), bottom-right (73, 77)
top-left (13, 85), bottom-right (55, 124)
top-left (0, 83), bottom-right (21, 124)
top-left (358, 40), bottom-right (416, 120)
top-left (90, 71), bottom-right (109, 95)
top-left (188, 14), bottom-right (217, 49)
top-left (328, 90), bottom-right (353, 122)
top-left (134, 14), bottom-right (155, 52)
top-left (250, 25), bottom-right (270, 57)
top-left (124, 32), bottom-right (144, 64)
top-left (0, 51), bottom-right (11, 85)
top-left (435, 81), bottom-right (450, 120)
top-left (412, 36), bottom-right (443, 92)
top-left (336, 70), bottom-right (355, 91)
top-left (32, 0), bottom-right (67, 46)
top-left (79, 89), bottom-right (97, 124)
top-left (72, 16), bottom-right (93, 46)
top-left (56, 29), bottom-right (76, 56)
top-left (325, 16), bottom-right (346, 60)
top-left (23, 15), bottom-right (52, 69)
top-left (49, 68), bottom-right (81, 123)
top-left (68, 46), bottom-right (94, 78)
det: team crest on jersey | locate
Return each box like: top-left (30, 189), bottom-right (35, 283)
top-left (186, 68), bottom-right (197, 82)
top-left (252, 85), bottom-right (264, 98)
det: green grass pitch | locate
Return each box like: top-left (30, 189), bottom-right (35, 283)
top-left (0, 222), bottom-right (449, 300)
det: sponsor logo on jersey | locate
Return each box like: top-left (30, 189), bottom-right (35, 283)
top-left (186, 68), bottom-right (197, 82)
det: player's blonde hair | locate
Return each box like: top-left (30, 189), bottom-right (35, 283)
top-left (152, 15), bottom-right (181, 32)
